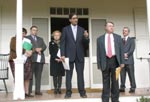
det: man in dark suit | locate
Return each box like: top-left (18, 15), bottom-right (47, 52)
top-left (120, 27), bottom-right (136, 93)
top-left (97, 22), bottom-right (124, 102)
top-left (60, 13), bottom-right (89, 99)
top-left (27, 26), bottom-right (47, 95)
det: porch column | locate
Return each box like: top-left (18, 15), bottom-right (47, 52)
top-left (146, 0), bottom-right (150, 38)
top-left (13, 0), bottom-right (24, 100)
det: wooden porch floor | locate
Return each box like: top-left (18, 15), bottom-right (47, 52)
top-left (0, 88), bottom-right (150, 102)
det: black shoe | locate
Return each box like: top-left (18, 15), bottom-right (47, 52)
top-left (80, 94), bottom-right (87, 98)
top-left (54, 89), bottom-right (58, 94)
top-left (25, 93), bottom-right (34, 97)
top-left (119, 89), bottom-right (125, 92)
top-left (129, 89), bottom-right (135, 93)
top-left (57, 89), bottom-right (62, 94)
top-left (35, 92), bottom-right (43, 95)
top-left (64, 94), bottom-right (71, 99)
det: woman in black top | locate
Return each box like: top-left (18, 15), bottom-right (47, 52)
top-left (49, 30), bottom-right (65, 94)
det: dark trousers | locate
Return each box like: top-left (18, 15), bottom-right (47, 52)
top-left (120, 64), bottom-right (136, 90)
top-left (65, 58), bottom-right (86, 95)
top-left (102, 56), bottom-right (119, 102)
top-left (53, 76), bottom-right (62, 90)
top-left (29, 62), bottom-right (43, 93)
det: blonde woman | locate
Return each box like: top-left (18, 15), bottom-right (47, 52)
top-left (49, 30), bottom-right (65, 94)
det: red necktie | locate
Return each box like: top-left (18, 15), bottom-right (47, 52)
top-left (107, 34), bottom-right (113, 58)
top-left (123, 38), bottom-right (126, 45)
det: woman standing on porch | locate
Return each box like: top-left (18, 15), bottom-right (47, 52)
top-left (9, 28), bottom-right (33, 98)
top-left (49, 30), bottom-right (65, 94)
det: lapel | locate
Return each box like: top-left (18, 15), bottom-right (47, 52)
top-left (30, 35), bottom-right (36, 41)
top-left (101, 34), bottom-right (106, 53)
top-left (76, 26), bottom-right (80, 42)
top-left (29, 35), bottom-right (38, 46)
top-left (122, 36), bottom-right (130, 46)
top-left (113, 33), bottom-right (118, 52)
top-left (125, 37), bottom-right (130, 46)
top-left (68, 25), bottom-right (76, 42)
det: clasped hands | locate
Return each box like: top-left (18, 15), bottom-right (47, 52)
top-left (55, 56), bottom-right (65, 63)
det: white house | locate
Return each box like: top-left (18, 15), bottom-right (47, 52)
top-left (0, 0), bottom-right (150, 100)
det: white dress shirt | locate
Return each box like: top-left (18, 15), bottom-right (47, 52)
top-left (105, 33), bottom-right (116, 56)
top-left (31, 35), bottom-right (37, 41)
top-left (124, 36), bottom-right (128, 41)
top-left (71, 24), bottom-right (77, 41)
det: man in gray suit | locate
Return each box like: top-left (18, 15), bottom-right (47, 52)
top-left (27, 26), bottom-right (47, 95)
top-left (97, 22), bottom-right (124, 102)
top-left (120, 27), bottom-right (136, 93)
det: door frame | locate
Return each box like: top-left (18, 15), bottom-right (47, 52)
top-left (89, 18), bottom-right (107, 88)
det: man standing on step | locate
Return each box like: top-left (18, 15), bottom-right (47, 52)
top-left (97, 21), bottom-right (124, 102)
top-left (120, 27), bottom-right (136, 93)
top-left (60, 13), bottom-right (90, 99)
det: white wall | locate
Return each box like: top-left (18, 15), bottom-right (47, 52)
top-left (0, 0), bottom-right (149, 92)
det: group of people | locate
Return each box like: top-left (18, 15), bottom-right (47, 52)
top-left (97, 22), bottom-right (136, 102)
top-left (9, 26), bottom-right (47, 97)
top-left (9, 13), bottom-right (136, 102)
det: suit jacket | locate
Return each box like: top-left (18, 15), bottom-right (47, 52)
top-left (123, 37), bottom-right (135, 64)
top-left (97, 33), bottom-right (124, 71)
top-left (60, 25), bottom-right (90, 62)
top-left (26, 35), bottom-right (47, 63)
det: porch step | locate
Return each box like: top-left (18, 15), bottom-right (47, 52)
top-left (21, 97), bottom-right (140, 102)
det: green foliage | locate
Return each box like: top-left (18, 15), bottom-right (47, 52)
top-left (136, 96), bottom-right (150, 102)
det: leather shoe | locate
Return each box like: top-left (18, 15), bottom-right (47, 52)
top-left (64, 94), bottom-right (71, 99)
top-left (119, 89), bottom-right (125, 92)
top-left (80, 94), bottom-right (87, 98)
top-left (129, 90), bottom-right (135, 93)
top-left (35, 92), bottom-right (43, 95)
top-left (25, 93), bottom-right (34, 97)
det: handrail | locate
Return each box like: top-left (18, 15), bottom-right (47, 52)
top-left (0, 54), bottom-right (10, 56)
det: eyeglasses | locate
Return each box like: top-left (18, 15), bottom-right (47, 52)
top-left (72, 17), bottom-right (78, 20)
top-left (32, 29), bottom-right (38, 31)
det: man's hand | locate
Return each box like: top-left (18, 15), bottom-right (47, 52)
top-left (35, 48), bottom-right (42, 54)
top-left (26, 50), bottom-right (32, 57)
top-left (84, 30), bottom-right (89, 38)
top-left (120, 64), bottom-right (125, 68)
top-left (61, 56), bottom-right (65, 62)
top-left (55, 58), bottom-right (61, 63)
top-left (124, 53), bottom-right (128, 58)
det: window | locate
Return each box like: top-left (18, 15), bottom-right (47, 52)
top-left (50, 7), bottom-right (89, 16)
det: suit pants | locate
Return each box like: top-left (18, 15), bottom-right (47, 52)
top-left (65, 58), bottom-right (86, 95)
top-left (29, 62), bottom-right (44, 93)
top-left (120, 64), bottom-right (136, 90)
top-left (102, 56), bottom-right (119, 102)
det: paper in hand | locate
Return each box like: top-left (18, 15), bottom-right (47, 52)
top-left (22, 54), bottom-right (27, 64)
top-left (62, 58), bottom-right (70, 70)
top-left (116, 67), bottom-right (121, 80)
top-left (56, 49), bottom-right (70, 70)
top-left (37, 54), bottom-right (41, 63)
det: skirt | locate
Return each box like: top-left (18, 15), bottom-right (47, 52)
top-left (24, 58), bottom-right (32, 80)
top-left (50, 60), bottom-right (65, 77)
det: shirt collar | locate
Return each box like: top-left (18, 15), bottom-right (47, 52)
top-left (31, 34), bottom-right (36, 37)
top-left (124, 36), bottom-right (129, 40)
top-left (71, 24), bottom-right (77, 29)
top-left (106, 33), bottom-right (113, 36)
